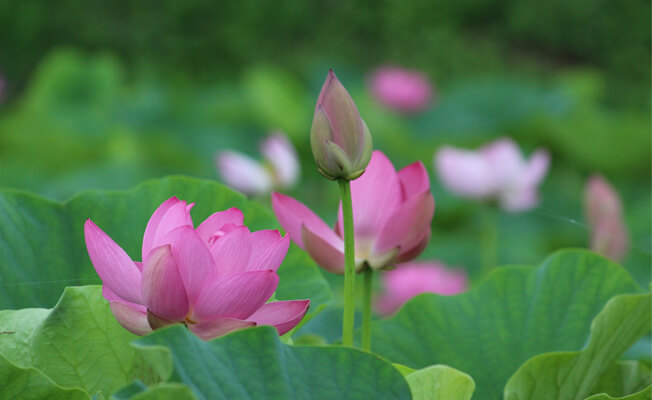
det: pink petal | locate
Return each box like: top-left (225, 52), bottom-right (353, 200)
top-left (261, 133), bottom-right (300, 188)
top-left (85, 220), bottom-right (142, 304)
top-left (209, 226), bottom-right (252, 276)
top-left (376, 262), bottom-right (467, 315)
top-left (481, 138), bottom-right (524, 189)
top-left (216, 151), bottom-right (272, 196)
top-left (141, 245), bottom-right (190, 321)
top-left (246, 300), bottom-right (310, 335)
top-left (348, 151), bottom-right (402, 236)
top-left (374, 192), bottom-right (435, 255)
top-left (248, 231), bottom-right (290, 272)
top-left (142, 197), bottom-right (181, 261)
top-left (164, 226), bottom-right (217, 305)
top-left (302, 224), bottom-right (346, 274)
top-left (395, 230), bottom-right (431, 263)
top-left (369, 66), bottom-right (432, 112)
top-left (499, 187), bottom-right (539, 212)
top-left (196, 208), bottom-right (244, 244)
top-left (142, 199), bottom-right (194, 261)
top-left (188, 317), bottom-right (256, 341)
top-left (272, 192), bottom-right (341, 249)
top-left (102, 286), bottom-right (151, 336)
top-left (192, 270), bottom-right (278, 320)
top-left (591, 218), bottom-right (628, 263)
top-left (397, 161), bottom-right (430, 200)
top-left (435, 147), bottom-right (496, 198)
top-left (519, 149), bottom-right (550, 188)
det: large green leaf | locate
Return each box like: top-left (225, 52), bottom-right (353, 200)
top-left (592, 362), bottom-right (652, 397)
top-left (0, 175), bottom-right (331, 311)
top-left (585, 386), bottom-right (651, 400)
top-left (504, 292), bottom-right (651, 400)
top-left (371, 249), bottom-right (641, 400)
top-left (395, 364), bottom-right (475, 400)
top-left (133, 325), bottom-right (412, 400)
top-left (0, 352), bottom-right (89, 400)
top-left (0, 286), bottom-right (164, 396)
top-left (111, 382), bottom-right (197, 400)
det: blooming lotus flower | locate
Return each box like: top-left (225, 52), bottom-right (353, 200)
top-left (375, 261), bottom-right (467, 315)
top-left (369, 66), bottom-right (433, 113)
top-left (584, 175), bottom-right (628, 262)
top-left (84, 197), bottom-right (310, 340)
top-left (273, 151), bottom-right (435, 273)
top-left (311, 70), bottom-right (373, 181)
top-left (435, 138), bottom-right (550, 212)
top-left (216, 132), bottom-right (299, 196)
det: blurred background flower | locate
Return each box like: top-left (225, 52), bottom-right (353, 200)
top-left (216, 132), bottom-right (299, 196)
top-left (584, 175), bottom-right (629, 262)
top-left (434, 137), bottom-right (550, 212)
top-left (375, 261), bottom-right (467, 316)
top-left (368, 66), bottom-right (433, 113)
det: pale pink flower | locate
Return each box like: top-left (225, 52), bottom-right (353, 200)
top-left (434, 138), bottom-right (550, 212)
top-left (375, 261), bottom-right (468, 316)
top-left (273, 151), bottom-right (435, 273)
top-left (584, 175), bottom-right (628, 262)
top-left (369, 66), bottom-right (433, 113)
top-left (216, 132), bottom-right (299, 196)
top-left (84, 197), bottom-right (309, 340)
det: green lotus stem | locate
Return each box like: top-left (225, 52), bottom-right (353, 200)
top-left (481, 205), bottom-right (498, 275)
top-left (361, 267), bottom-right (373, 351)
top-left (338, 179), bottom-right (356, 347)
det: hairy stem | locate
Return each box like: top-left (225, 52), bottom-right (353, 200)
top-left (361, 267), bottom-right (373, 351)
top-left (338, 179), bottom-right (356, 347)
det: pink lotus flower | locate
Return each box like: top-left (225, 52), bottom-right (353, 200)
top-left (584, 175), bottom-right (628, 262)
top-left (216, 132), bottom-right (300, 196)
top-left (84, 197), bottom-right (310, 340)
top-left (434, 138), bottom-right (550, 212)
top-left (273, 150), bottom-right (435, 273)
top-left (375, 261), bottom-right (467, 316)
top-left (369, 66), bottom-right (433, 113)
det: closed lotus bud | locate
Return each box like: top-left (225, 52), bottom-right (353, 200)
top-left (310, 70), bottom-right (372, 181)
top-left (584, 175), bottom-right (628, 262)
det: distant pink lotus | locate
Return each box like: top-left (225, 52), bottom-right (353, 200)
top-left (369, 66), bottom-right (433, 113)
top-left (375, 261), bottom-right (468, 315)
top-left (273, 150), bottom-right (435, 273)
top-left (435, 138), bottom-right (550, 212)
top-left (216, 132), bottom-right (300, 196)
top-left (584, 175), bottom-right (628, 262)
top-left (84, 197), bottom-right (309, 340)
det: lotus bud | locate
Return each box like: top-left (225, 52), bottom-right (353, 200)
top-left (584, 175), bottom-right (628, 262)
top-left (310, 70), bottom-right (372, 181)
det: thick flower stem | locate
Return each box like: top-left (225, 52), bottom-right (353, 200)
top-left (338, 179), bottom-right (356, 347)
top-left (361, 267), bottom-right (373, 351)
top-left (481, 205), bottom-right (498, 275)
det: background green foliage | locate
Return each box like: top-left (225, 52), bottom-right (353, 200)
top-left (0, 0), bottom-right (648, 111)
